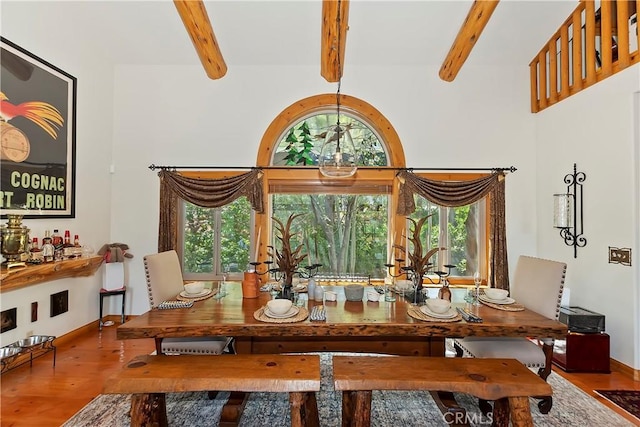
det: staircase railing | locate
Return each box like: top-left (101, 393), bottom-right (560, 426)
top-left (530, 0), bottom-right (639, 113)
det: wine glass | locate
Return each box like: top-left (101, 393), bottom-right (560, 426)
top-left (473, 271), bottom-right (482, 306)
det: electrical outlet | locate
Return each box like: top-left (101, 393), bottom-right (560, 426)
top-left (609, 247), bottom-right (632, 266)
top-left (25, 330), bottom-right (33, 338)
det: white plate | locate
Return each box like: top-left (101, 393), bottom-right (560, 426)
top-left (479, 295), bottom-right (515, 305)
top-left (420, 306), bottom-right (458, 319)
top-left (179, 288), bottom-right (212, 298)
top-left (264, 306), bottom-right (300, 319)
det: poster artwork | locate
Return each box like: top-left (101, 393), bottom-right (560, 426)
top-left (1, 37), bottom-right (76, 218)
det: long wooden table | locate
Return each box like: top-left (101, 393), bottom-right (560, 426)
top-left (118, 283), bottom-right (567, 344)
top-left (117, 283), bottom-right (567, 426)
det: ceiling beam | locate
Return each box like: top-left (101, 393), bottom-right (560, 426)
top-left (174, 0), bottom-right (227, 80)
top-left (321, 0), bottom-right (350, 83)
top-left (439, 0), bottom-right (500, 82)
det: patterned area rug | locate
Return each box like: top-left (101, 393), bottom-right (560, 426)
top-left (594, 390), bottom-right (640, 422)
top-left (64, 353), bottom-right (634, 427)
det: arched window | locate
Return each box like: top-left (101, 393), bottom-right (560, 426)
top-left (179, 94), bottom-right (490, 285)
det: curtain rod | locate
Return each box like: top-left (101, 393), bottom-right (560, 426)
top-left (148, 164), bottom-right (517, 173)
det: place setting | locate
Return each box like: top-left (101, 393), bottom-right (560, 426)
top-left (176, 281), bottom-right (217, 302)
top-left (478, 288), bottom-right (525, 311)
top-left (407, 298), bottom-right (462, 322)
top-left (254, 299), bottom-right (309, 323)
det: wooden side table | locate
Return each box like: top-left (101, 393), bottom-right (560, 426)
top-left (99, 286), bottom-right (126, 330)
top-left (552, 332), bottom-right (610, 373)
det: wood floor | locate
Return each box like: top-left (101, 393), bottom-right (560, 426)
top-left (1, 322), bottom-right (639, 426)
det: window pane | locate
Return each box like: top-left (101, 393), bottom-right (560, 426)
top-left (182, 198), bottom-right (251, 277)
top-left (273, 114), bottom-right (387, 167)
top-left (183, 204), bottom-right (215, 273)
top-left (410, 197), bottom-right (484, 278)
top-left (271, 194), bottom-right (389, 279)
top-left (220, 200), bottom-right (251, 273)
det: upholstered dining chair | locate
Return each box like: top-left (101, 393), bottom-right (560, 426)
top-left (452, 255), bottom-right (567, 414)
top-left (144, 250), bottom-right (234, 355)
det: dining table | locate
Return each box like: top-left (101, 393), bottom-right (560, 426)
top-left (117, 282), bottom-right (568, 425)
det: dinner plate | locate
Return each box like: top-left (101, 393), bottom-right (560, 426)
top-left (179, 288), bottom-right (212, 299)
top-left (479, 295), bottom-right (516, 305)
top-left (264, 306), bottom-right (300, 319)
top-left (419, 306), bottom-right (458, 319)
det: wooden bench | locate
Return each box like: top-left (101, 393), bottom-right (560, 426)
top-left (333, 356), bottom-right (552, 427)
top-left (103, 354), bottom-right (321, 427)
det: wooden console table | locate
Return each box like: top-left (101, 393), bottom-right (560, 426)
top-left (0, 256), bottom-right (103, 293)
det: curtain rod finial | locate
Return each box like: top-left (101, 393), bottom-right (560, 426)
top-left (149, 164), bottom-right (157, 171)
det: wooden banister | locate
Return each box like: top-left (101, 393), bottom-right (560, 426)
top-left (530, 0), bottom-right (640, 113)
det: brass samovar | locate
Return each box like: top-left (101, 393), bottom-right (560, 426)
top-left (1, 214), bottom-right (30, 269)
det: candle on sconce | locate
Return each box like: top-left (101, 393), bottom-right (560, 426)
top-left (254, 226), bottom-right (261, 262)
top-left (314, 238), bottom-right (319, 264)
top-left (388, 231), bottom-right (397, 264)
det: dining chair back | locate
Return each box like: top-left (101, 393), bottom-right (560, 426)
top-left (144, 250), bottom-right (185, 309)
top-left (143, 250), bottom-right (233, 355)
top-left (452, 255), bottom-right (567, 414)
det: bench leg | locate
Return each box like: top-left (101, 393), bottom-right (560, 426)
top-left (289, 392), bottom-right (319, 427)
top-left (130, 393), bottom-right (167, 427)
top-left (508, 396), bottom-right (534, 427)
top-left (492, 398), bottom-right (510, 427)
top-left (341, 390), bottom-right (372, 427)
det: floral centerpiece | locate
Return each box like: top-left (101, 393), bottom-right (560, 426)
top-left (267, 213), bottom-right (308, 300)
top-left (393, 214), bottom-right (445, 304)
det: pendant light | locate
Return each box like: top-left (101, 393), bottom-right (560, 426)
top-left (319, 0), bottom-right (358, 178)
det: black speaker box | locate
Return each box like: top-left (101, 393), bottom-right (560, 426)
top-left (558, 306), bottom-right (605, 333)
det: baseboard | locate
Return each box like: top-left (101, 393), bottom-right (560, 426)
top-left (610, 358), bottom-right (640, 381)
top-left (52, 315), bottom-right (134, 347)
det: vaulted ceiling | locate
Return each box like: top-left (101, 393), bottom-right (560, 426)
top-left (2, 0), bottom-right (578, 78)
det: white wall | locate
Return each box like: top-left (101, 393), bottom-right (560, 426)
top-left (535, 66), bottom-right (640, 368)
top-left (1, 2), bottom-right (114, 345)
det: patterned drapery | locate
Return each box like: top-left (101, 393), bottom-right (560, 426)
top-left (396, 170), bottom-right (509, 290)
top-left (157, 169), bottom-right (263, 252)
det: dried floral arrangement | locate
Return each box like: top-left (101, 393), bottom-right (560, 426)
top-left (394, 214), bottom-right (445, 280)
top-left (267, 213), bottom-right (308, 287)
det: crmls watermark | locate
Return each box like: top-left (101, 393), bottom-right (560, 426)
top-left (443, 411), bottom-right (493, 425)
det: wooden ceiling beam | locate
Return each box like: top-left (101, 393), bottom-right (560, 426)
top-left (321, 0), bottom-right (350, 83)
top-left (439, 0), bottom-right (500, 82)
top-left (174, 0), bottom-right (227, 80)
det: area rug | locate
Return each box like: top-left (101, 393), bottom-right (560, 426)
top-left (594, 389), bottom-right (640, 422)
top-left (64, 353), bottom-right (634, 427)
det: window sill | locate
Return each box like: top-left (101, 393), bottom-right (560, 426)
top-left (0, 256), bottom-right (104, 293)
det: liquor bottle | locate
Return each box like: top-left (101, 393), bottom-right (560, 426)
top-left (42, 230), bottom-right (55, 262)
top-left (30, 237), bottom-right (43, 262)
top-left (73, 234), bottom-right (83, 257)
top-left (63, 230), bottom-right (75, 258)
top-left (51, 229), bottom-right (63, 248)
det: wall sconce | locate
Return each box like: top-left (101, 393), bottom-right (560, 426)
top-left (553, 163), bottom-right (586, 258)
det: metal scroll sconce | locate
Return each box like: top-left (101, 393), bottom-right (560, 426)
top-left (553, 163), bottom-right (586, 258)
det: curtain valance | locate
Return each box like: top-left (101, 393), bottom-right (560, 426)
top-left (396, 170), bottom-right (509, 290)
top-left (157, 169), bottom-right (263, 252)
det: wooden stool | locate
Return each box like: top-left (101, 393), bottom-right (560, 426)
top-left (99, 286), bottom-right (126, 330)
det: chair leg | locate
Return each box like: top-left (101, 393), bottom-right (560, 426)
top-left (224, 338), bottom-right (236, 354)
top-left (533, 341), bottom-right (555, 414)
top-left (453, 341), bottom-right (464, 357)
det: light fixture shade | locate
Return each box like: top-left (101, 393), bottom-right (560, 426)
top-left (553, 193), bottom-right (573, 228)
top-left (319, 124), bottom-right (357, 178)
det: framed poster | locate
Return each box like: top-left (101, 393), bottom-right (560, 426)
top-left (1, 37), bottom-right (76, 218)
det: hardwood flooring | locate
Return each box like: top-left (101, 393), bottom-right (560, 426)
top-left (1, 323), bottom-right (639, 426)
